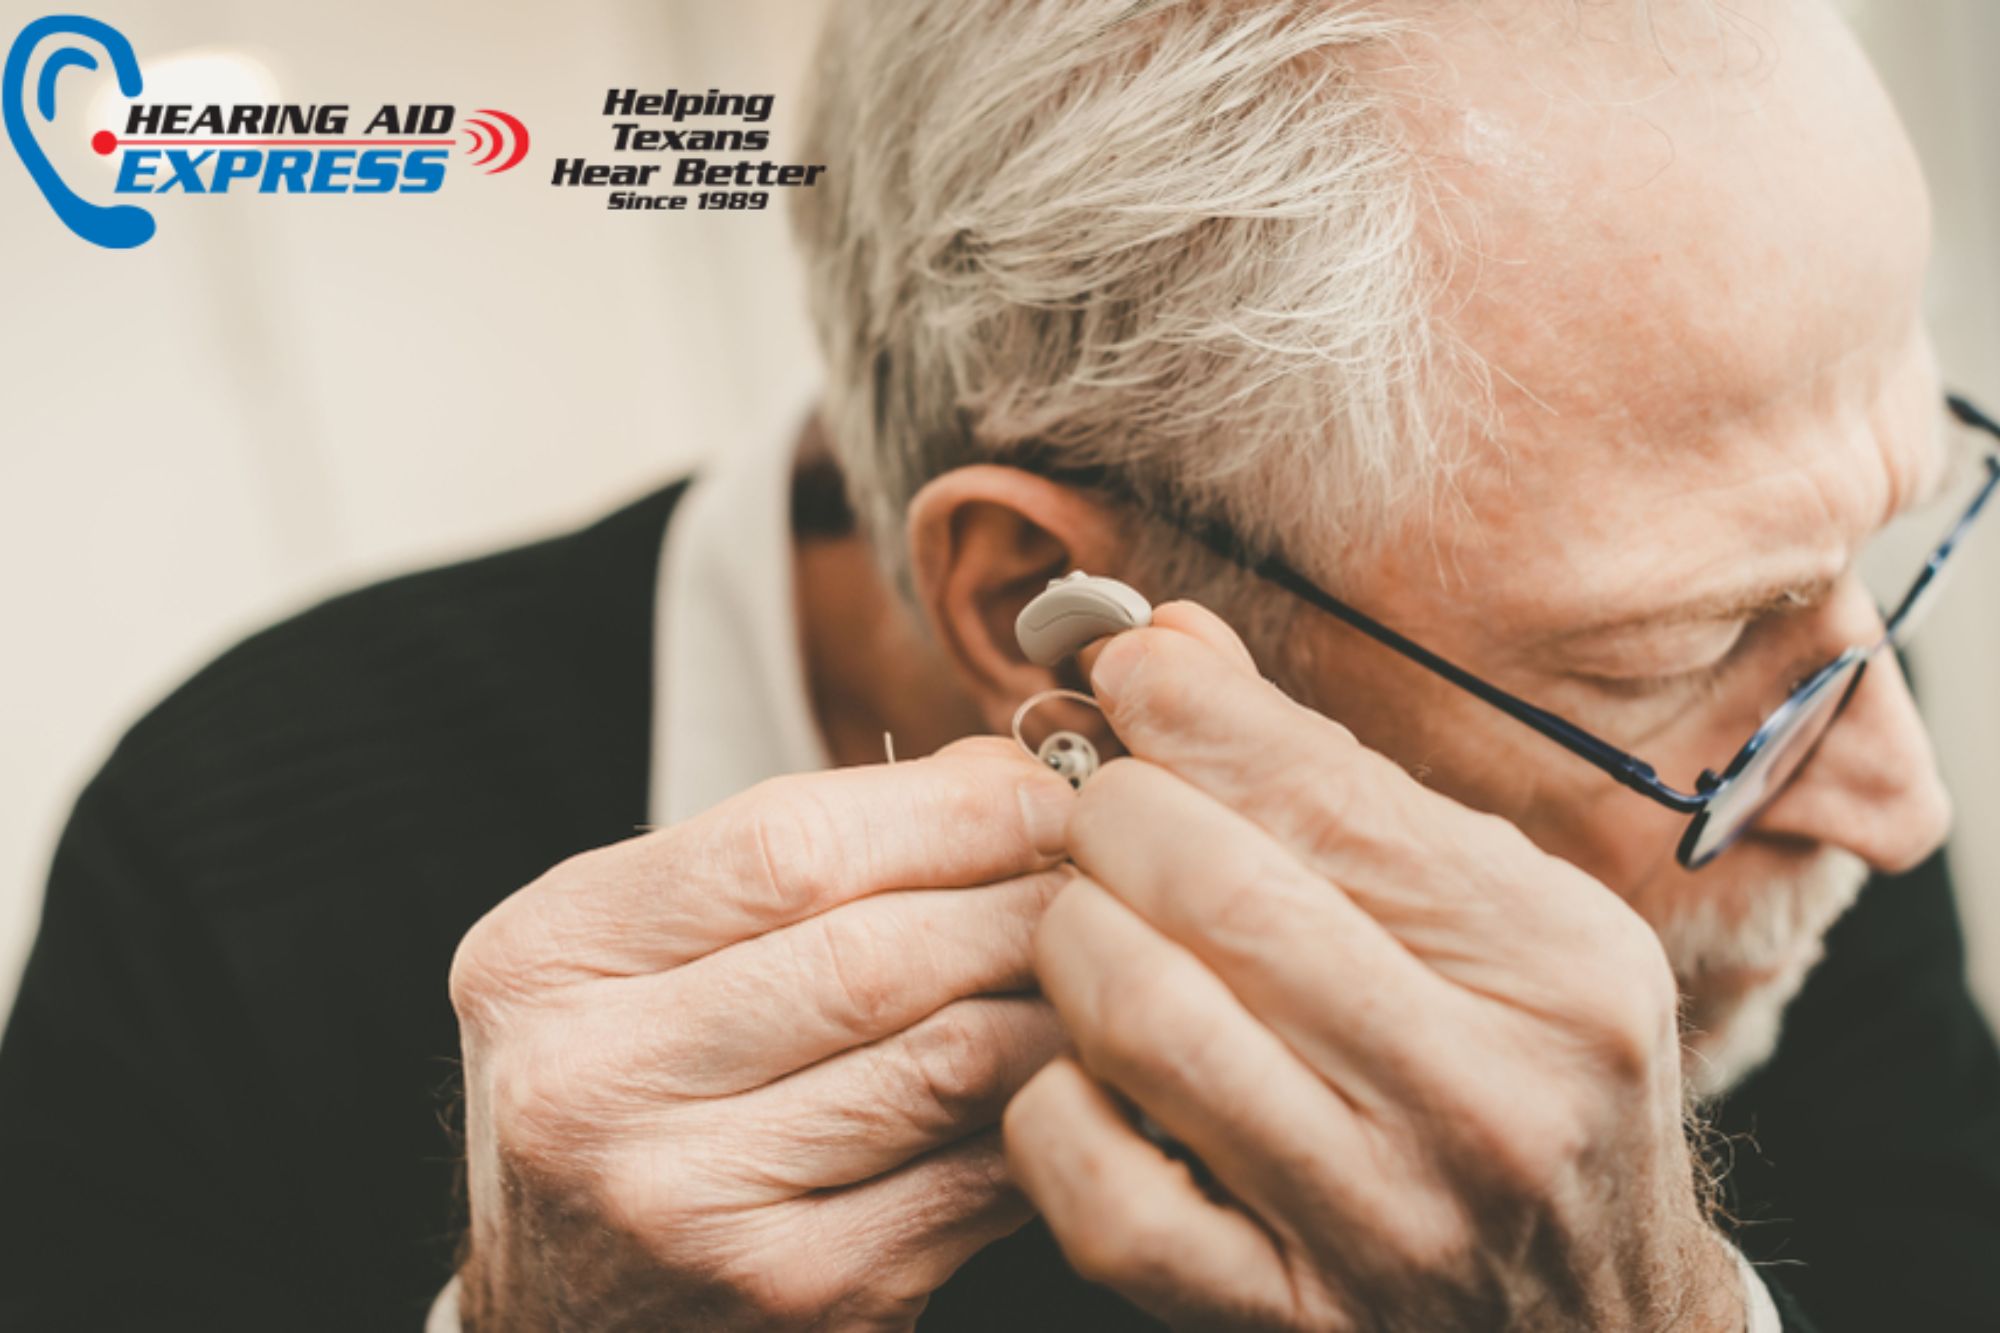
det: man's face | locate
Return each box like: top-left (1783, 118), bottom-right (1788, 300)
top-left (1279, 1), bottom-right (1952, 1091)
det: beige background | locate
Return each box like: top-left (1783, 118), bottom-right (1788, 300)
top-left (1, 1), bottom-right (1996, 1027)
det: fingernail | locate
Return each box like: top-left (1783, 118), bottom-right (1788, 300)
top-left (1089, 633), bottom-right (1147, 702)
top-left (1017, 775), bottom-right (1075, 858)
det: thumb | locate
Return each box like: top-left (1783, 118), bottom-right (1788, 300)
top-left (1076, 599), bottom-right (1260, 681)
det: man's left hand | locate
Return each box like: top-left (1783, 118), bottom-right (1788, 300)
top-left (1002, 604), bottom-right (1743, 1331)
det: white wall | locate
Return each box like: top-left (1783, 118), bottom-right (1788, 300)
top-left (1851, 0), bottom-right (2000, 1019)
top-left (2, 1), bottom-right (1996, 1025)
top-left (0, 0), bottom-right (831, 1003)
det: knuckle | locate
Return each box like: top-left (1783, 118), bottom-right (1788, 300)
top-left (1199, 849), bottom-right (1293, 945)
top-left (591, 1140), bottom-right (701, 1241)
top-left (484, 1027), bottom-right (604, 1159)
top-left (1522, 1104), bottom-right (1594, 1190)
top-left (447, 903), bottom-right (554, 1030)
top-left (901, 1006), bottom-right (1005, 1123)
top-left (1571, 928), bottom-right (1678, 1084)
top-left (1291, 747), bottom-right (1383, 853)
top-left (803, 908), bottom-right (913, 1036)
top-left (446, 915), bottom-right (506, 1029)
top-left (1586, 989), bottom-right (1673, 1086)
top-left (728, 777), bottom-right (840, 923)
top-left (1450, 1085), bottom-right (1588, 1200)
top-left (1627, 930), bottom-right (1682, 1023)
top-left (1375, 1197), bottom-right (1476, 1283)
top-left (588, 1135), bottom-right (752, 1263)
top-left (519, 843), bottom-right (633, 927)
top-left (728, 1259), bottom-right (851, 1328)
top-left (454, 847), bottom-right (630, 1001)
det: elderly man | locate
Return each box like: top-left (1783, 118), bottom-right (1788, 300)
top-left (4, 0), bottom-right (1998, 1329)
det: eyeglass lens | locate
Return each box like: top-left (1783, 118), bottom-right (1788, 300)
top-left (1682, 655), bottom-right (1865, 867)
top-left (1682, 403), bottom-right (2000, 867)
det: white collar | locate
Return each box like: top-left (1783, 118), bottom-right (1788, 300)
top-left (650, 423), bottom-right (831, 827)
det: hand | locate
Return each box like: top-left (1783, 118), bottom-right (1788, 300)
top-left (449, 738), bottom-right (1076, 1331)
top-left (1002, 607), bottom-right (1743, 1331)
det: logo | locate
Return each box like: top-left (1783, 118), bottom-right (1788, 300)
top-left (549, 86), bottom-right (828, 216)
top-left (5, 15), bottom-right (530, 248)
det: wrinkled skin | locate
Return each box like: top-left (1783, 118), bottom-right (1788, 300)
top-left (450, 742), bottom-right (1077, 1330)
top-left (1005, 605), bottom-right (1742, 1331)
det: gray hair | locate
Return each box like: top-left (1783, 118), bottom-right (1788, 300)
top-left (791, 0), bottom-right (1475, 632)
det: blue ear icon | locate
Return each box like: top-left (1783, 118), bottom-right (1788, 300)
top-left (4, 15), bottom-right (155, 248)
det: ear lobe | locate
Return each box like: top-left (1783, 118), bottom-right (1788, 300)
top-left (906, 465), bottom-right (1129, 731)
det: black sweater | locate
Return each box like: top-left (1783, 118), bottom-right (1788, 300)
top-left (2, 483), bottom-right (1997, 1330)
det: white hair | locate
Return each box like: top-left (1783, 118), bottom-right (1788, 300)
top-left (1661, 847), bottom-right (1870, 1098)
top-left (791, 0), bottom-right (1477, 617)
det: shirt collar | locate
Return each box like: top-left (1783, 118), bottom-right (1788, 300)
top-left (651, 422), bottom-right (831, 827)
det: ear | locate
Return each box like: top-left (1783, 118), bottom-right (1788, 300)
top-left (3, 17), bottom-right (156, 249)
top-left (906, 465), bottom-right (1130, 735)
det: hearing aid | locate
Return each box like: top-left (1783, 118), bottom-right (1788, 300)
top-left (1034, 728), bottom-right (1100, 788)
top-left (1013, 571), bottom-right (1153, 667)
top-left (1010, 573), bottom-right (1155, 787)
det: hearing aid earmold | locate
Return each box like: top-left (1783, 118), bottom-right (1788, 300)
top-left (1008, 688), bottom-right (1104, 789)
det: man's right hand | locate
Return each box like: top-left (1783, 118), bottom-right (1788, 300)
top-left (447, 738), bottom-right (1077, 1331)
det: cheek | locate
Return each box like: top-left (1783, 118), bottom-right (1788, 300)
top-left (1283, 621), bottom-right (1694, 894)
top-left (1515, 791), bottom-right (1689, 904)
top-left (1279, 623), bottom-right (1484, 792)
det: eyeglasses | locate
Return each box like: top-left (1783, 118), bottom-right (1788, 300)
top-left (1021, 392), bottom-right (2000, 869)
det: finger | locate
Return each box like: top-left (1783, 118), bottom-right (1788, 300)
top-left (523, 736), bottom-right (1077, 973)
top-left (799, 1130), bottom-right (1037, 1313)
top-left (605, 871), bottom-right (1069, 1096)
top-left (1033, 875), bottom-right (1392, 1234)
top-left (1004, 1056), bottom-right (1297, 1328)
top-left (1076, 599), bottom-right (1259, 681)
top-left (697, 995), bottom-right (1067, 1198)
top-left (1087, 622), bottom-right (1558, 930)
top-left (1065, 757), bottom-right (1469, 1098)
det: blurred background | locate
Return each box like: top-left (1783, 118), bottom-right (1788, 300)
top-left (2, 0), bottom-right (1997, 1029)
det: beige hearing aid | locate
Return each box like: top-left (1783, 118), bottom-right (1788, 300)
top-left (1013, 571), bottom-right (1153, 667)
top-left (1011, 572), bottom-right (1154, 787)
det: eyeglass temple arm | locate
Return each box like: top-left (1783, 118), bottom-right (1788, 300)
top-left (1947, 392), bottom-right (2000, 436)
top-left (1016, 393), bottom-right (1998, 819)
top-left (1014, 459), bottom-right (1711, 813)
top-left (1241, 554), bottom-right (1711, 814)
top-left (1235, 391), bottom-right (2000, 812)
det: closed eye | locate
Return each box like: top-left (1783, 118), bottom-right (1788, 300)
top-left (1581, 654), bottom-right (1735, 702)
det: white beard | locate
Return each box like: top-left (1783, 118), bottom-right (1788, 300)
top-left (1653, 849), bottom-right (1872, 1099)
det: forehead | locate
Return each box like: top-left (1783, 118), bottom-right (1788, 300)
top-left (1364, 0), bottom-right (1936, 631)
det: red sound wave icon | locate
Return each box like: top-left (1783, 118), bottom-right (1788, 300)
top-left (461, 109), bottom-right (529, 174)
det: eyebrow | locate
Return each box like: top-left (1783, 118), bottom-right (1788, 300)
top-left (1553, 573), bottom-right (1842, 644)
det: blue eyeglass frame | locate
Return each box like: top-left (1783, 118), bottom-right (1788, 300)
top-left (1017, 392), bottom-right (2000, 869)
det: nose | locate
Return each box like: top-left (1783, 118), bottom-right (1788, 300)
top-left (1749, 644), bottom-right (1953, 873)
